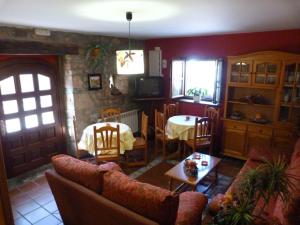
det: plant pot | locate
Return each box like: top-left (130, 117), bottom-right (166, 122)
top-left (91, 48), bottom-right (100, 59)
top-left (193, 95), bottom-right (200, 102)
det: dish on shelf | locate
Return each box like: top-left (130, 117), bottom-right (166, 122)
top-left (230, 111), bottom-right (243, 120)
top-left (230, 115), bottom-right (242, 120)
top-left (250, 117), bottom-right (269, 124)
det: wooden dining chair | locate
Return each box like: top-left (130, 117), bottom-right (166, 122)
top-left (155, 109), bottom-right (178, 160)
top-left (163, 102), bottom-right (179, 121)
top-left (184, 117), bottom-right (213, 156)
top-left (99, 107), bottom-right (121, 122)
top-left (93, 124), bottom-right (120, 164)
top-left (204, 106), bottom-right (219, 132)
top-left (126, 112), bottom-right (148, 167)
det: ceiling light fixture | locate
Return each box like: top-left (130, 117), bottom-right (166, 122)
top-left (126, 11), bottom-right (134, 61)
top-left (116, 11), bottom-right (144, 75)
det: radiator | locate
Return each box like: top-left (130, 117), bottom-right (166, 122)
top-left (120, 109), bottom-right (139, 133)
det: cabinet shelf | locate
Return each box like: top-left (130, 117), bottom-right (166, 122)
top-left (224, 51), bottom-right (300, 160)
top-left (227, 100), bottom-right (274, 108)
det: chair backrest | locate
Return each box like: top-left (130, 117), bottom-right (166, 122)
top-left (163, 102), bottom-right (179, 121)
top-left (99, 108), bottom-right (121, 122)
top-left (154, 109), bottom-right (165, 137)
top-left (93, 125), bottom-right (120, 163)
top-left (141, 112), bottom-right (148, 142)
top-left (73, 116), bottom-right (79, 158)
top-left (204, 106), bottom-right (219, 134)
top-left (194, 117), bottom-right (213, 143)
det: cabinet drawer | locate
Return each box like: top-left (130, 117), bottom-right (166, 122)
top-left (224, 121), bottom-right (247, 131)
top-left (273, 129), bottom-right (293, 138)
top-left (248, 125), bottom-right (272, 136)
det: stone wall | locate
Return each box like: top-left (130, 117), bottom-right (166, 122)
top-left (0, 26), bottom-right (144, 155)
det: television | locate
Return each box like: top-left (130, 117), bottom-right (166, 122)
top-left (135, 76), bottom-right (164, 98)
top-left (116, 50), bottom-right (144, 75)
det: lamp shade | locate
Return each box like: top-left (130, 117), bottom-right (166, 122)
top-left (116, 50), bottom-right (144, 75)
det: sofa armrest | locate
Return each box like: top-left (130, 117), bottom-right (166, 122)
top-left (175, 191), bottom-right (208, 225)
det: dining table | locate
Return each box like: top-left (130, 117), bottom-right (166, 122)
top-left (77, 122), bottom-right (136, 155)
top-left (165, 115), bottom-right (200, 140)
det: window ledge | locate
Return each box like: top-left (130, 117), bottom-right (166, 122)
top-left (178, 98), bottom-right (219, 106)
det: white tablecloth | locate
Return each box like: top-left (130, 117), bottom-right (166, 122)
top-left (166, 115), bottom-right (199, 140)
top-left (78, 122), bottom-right (136, 155)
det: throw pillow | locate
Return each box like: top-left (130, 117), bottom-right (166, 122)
top-left (102, 170), bottom-right (179, 225)
top-left (52, 154), bottom-right (121, 193)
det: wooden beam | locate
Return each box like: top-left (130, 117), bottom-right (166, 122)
top-left (0, 39), bottom-right (78, 55)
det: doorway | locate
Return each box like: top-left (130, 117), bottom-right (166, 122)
top-left (0, 59), bottom-right (65, 178)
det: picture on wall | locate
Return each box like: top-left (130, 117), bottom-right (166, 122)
top-left (88, 74), bottom-right (102, 90)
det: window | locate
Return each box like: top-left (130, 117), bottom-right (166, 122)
top-left (171, 58), bottom-right (223, 103)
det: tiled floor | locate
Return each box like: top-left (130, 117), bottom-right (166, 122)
top-left (9, 175), bottom-right (63, 225)
top-left (8, 140), bottom-right (244, 225)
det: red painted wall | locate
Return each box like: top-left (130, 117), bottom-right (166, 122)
top-left (145, 29), bottom-right (300, 115)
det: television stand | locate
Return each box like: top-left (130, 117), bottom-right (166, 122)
top-left (133, 97), bottom-right (166, 135)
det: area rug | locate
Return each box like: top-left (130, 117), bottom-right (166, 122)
top-left (133, 158), bottom-right (234, 202)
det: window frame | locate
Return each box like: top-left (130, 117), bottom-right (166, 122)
top-left (170, 57), bottom-right (223, 104)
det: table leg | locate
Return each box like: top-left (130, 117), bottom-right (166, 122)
top-left (169, 178), bottom-right (173, 191)
top-left (215, 165), bottom-right (219, 185)
top-left (192, 185), bottom-right (196, 191)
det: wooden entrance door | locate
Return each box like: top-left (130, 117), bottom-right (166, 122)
top-left (0, 59), bottom-right (65, 177)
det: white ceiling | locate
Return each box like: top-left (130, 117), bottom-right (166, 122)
top-left (0, 0), bottom-right (299, 39)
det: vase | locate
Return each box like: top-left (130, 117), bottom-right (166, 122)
top-left (193, 95), bottom-right (200, 102)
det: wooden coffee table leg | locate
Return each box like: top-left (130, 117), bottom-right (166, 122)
top-left (169, 178), bottom-right (173, 191)
top-left (215, 165), bottom-right (219, 185)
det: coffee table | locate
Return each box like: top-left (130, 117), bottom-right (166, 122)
top-left (165, 153), bottom-right (221, 192)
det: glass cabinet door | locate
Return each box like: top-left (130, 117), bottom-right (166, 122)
top-left (279, 62), bottom-right (300, 122)
top-left (229, 60), bottom-right (252, 85)
top-left (253, 61), bottom-right (280, 87)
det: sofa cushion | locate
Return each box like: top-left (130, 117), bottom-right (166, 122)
top-left (51, 154), bottom-right (121, 193)
top-left (175, 191), bottom-right (207, 225)
top-left (272, 154), bottom-right (300, 224)
top-left (227, 159), bottom-right (260, 194)
top-left (102, 170), bottom-right (179, 225)
top-left (248, 146), bottom-right (286, 163)
top-left (291, 138), bottom-right (300, 162)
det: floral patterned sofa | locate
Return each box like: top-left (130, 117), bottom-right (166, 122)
top-left (46, 154), bottom-right (208, 225)
top-left (209, 138), bottom-right (300, 225)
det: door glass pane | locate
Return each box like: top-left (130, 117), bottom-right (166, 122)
top-left (40, 95), bottom-right (52, 108)
top-left (20, 74), bottom-right (34, 93)
top-left (23, 97), bottom-right (36, 111)
top-left (0, 76), bottom-right (16, 95)
top-left (25, 114), bottom-right (38, 128)
top-left (38, 74), bottom-right (51, 91)
top-left (3, 100), bottom-right (18, 114)
top-left (42, 111), bottom-right (55, 124)
top-left (5, 118), bottom-right (21, 133)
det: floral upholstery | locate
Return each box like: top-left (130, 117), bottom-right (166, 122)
top-left (175, 191), bottom-right (207, 225)
top-left (102, 170), bottom-right (179, 225)
top-left (52, 154), bottom-right (121, 193)
top-left (209, 138), bottom-right (300, 225)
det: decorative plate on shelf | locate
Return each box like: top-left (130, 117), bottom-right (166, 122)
top-left (250, 117), bottom-right (269, 124)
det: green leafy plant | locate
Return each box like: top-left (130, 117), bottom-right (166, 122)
top-left (85, 42), bottom-right (113, 72)
top-left (186, 87), bottom-right (208, 97)
top-left (210, 155), bottom-right (295, 225)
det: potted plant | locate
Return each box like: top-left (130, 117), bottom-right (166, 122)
top-left (210, 156), bottom-right (295, 225)
top-left (85, 43), bottom-right (113, 72)
top-left (187, 88), bottom-right (208, 102)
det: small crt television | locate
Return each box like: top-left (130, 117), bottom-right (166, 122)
top-left (135, 76), bottom-right (164, 97)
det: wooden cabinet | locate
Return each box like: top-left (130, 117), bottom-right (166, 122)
top-left (223, 120), bottom-right (246, 159)
top-left (223, 51), bottom-right (300, 159)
